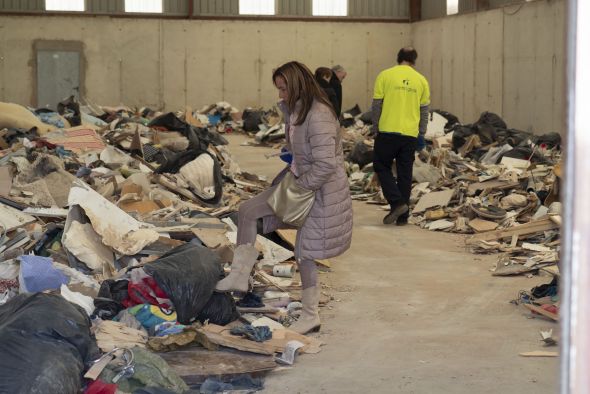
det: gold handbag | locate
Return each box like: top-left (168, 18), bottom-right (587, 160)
top-left (267, 171), bottom-right (315, 227)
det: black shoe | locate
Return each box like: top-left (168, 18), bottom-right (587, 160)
top-left (396, 218), bottom-right (409, 226)
top-left (383, 203), bottom-right (409, 225)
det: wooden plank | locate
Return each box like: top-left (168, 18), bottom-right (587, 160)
top-left (413, 189), bottom-right (454, 213)
top-left (195, 325), bottom-right (275, 356)
top-left (468, 218), bottom-right (498, 233)
top-left (519, 351), bottom-right (558, 358)
top-left (197, 324), bottom-right (322, 356)
top-left (160, 346), bottom-right (276, 386)
top-left (467, 180), bottom-right (520, 196)
top-left (493, 263), bottom-right (554, 277)
top-left (0, 166), bottom-right (12, 197)
top-left (0, 202), bottom-right (36, 232)
top-left (276, 229), bottom-right (331, 268)
top-left (466, 219), bottom-right (558, 244)
top-left (523, 303), bottom-right (559, 322)
top-left (191, 226), bottom-right (231, 249)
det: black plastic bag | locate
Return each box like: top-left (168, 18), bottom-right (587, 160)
top-left (242, 110), bottom-right (263, 132)
top-left (535, 132), bottom-right (561, 148)
top-left (154, 150), bottom-right (224, 205)
top-left (359, 110), bottom-right (373, 124)
top-left (197, 292), bottom-right (240, 326)
top-left (145, 244), bottom-right (223, 324)
top-left (347, 141), bottom-right (374, 168)
top-left (475, 123), bottom-right (498, 145)
top-left (93, 279), bottom-right (130, 320)
top-left (474, 111), bottom-right (507, 129)
top-left (0, 293), bottom-right (99, 394)
top-left (57, 95), bottom-right (81, 126)
top-left (149, 112), bottom-right (226, 152)
top-left (433, 109), bottom-right (460, 131)
top-left (499, 146), bottom-right (551, 164)
top-left (343, 104), bottom-right (362, 117)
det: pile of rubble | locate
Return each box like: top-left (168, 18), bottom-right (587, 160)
top-left (339, 105), bottom-right (562, 335)
top-left (0, 98), bottom-right (328, 393)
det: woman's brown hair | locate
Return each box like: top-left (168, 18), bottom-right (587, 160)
top-left (272, 61), bottom-right (337, 125)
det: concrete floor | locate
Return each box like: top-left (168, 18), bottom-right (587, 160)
top-left (224, 134), bottom-right (559, 394)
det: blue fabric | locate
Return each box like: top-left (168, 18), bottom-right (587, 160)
top-left (128, 304), bottom-right (176, 331)
top-left (229, 325), bottom-right (272, 342)
top-left (154, 321), bottom-right (185, 337)
top-left (416, 135), bottom-right (425, 151)
top-left (18, 255), bottom-right (69, 293)
top-left (208, 114), bottom-right (221, 126)
top-left (36, 112), bottom-right (65, 129)
top-left (280, 147), bottom-right (293, 164)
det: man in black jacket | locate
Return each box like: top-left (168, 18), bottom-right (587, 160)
top-left (329, 65), bottom-right (347, 117)
top-left (314, 67), bottom-right (339, 116)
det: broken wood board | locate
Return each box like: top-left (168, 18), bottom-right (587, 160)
top-left (0, 166), bottom-right (12, 197)
top-left (195, 324), bottom-right (275, 355)
top-left (22, 207), bottom-right (69, 218)
top-left (466, 219), bottom-right (559, 245)
top-left (519, 351), bottom-right (558, 358)
top-left (467, 180), bottom-right (520, 196)
top-left (426, 219), bottom-right (454, 231)
top-left (541, 265), bottom-right (560, 276)
top-left (95, 320), bottom-right (148, 352)
top-left (0, 202), bottom-right (36, 231)
top-left (160, 346), bottom-right (276, 386)
top-left (119, 200), bottom-right (161, 215)
top-left (522, 242), bottom-right (552, 252)
top-left (493, 263), bottom-right (554, 276)
top-left (413, 189), bottom-right (454, 213)
top-left (501, 156), bottom-right (530, 170)
top-left (468, 218), bottom-right (499, 233)
top-left (523, 303), bottom-right (559, 322)
top-left (196, 324), bottom-right (322, 356)
top-left (190, 219), bottom-right (231, 249)
top-left (276, 229), bottom-right (331, 268)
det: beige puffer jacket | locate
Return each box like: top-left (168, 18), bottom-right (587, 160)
top-left (263, 99), bottom-right (353, 261)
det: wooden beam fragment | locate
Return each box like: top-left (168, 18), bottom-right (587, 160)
top-left (523, 303), bottom-right (559, 322)
top-left (466, 219), bottom-right (558, 244)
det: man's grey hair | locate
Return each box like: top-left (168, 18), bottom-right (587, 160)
top-left (332, 65), bottom-right (345, 73)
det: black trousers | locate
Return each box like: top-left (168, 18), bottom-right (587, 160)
top-left (373, 132), bottom-right (417, 216)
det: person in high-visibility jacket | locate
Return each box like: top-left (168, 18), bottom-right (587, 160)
top-left (372, 47), bottom-right (430, 225)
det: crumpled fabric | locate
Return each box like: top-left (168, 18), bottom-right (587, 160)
top-left (230, 325), bottom-right (272, 342)
top-left (236, 292), bottom-right (264, 308)
top-left (18, 255), bottom-right (69, 293)
top-left (84, 379), bottom-right (117, 394)
top-left (123, 278), bottom-right (172, 310)
top-left (128, 304), bottom-right (177, 335)
top-left (199, 375), bottom-right (264, 394)
top-left (93, 279), bottom-right (129, 320)
top-left (99, 347), bottom-right (188, 394)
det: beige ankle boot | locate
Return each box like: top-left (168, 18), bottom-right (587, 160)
top-left (290, 286), bottom-right (321, 334)
top-left (215, 244), bottom-right (259, 292)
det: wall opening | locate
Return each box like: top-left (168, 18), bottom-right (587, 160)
top-left (239, 0), bottom-right (275, 15)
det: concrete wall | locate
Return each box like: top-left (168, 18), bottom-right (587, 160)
top-left (412, 0), bottom-right (565, 133)
top-left (0, 15), bottom-right (409, 112)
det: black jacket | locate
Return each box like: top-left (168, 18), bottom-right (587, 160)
top-left (317, 78), bottom-right (340, 117)
top-left (328, 74), bottom-right (343, 117)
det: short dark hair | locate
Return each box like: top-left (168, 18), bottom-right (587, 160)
top-left (314, 67), bottom-right (332, 81)
top-left (397, 47), bottom-right (418, 65)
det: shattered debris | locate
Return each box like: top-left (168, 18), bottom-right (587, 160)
top-left (0, 98), bottom-right (333, 393)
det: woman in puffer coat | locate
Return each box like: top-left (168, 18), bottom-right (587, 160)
top-left (216, 61), bottom-right (353, 334)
